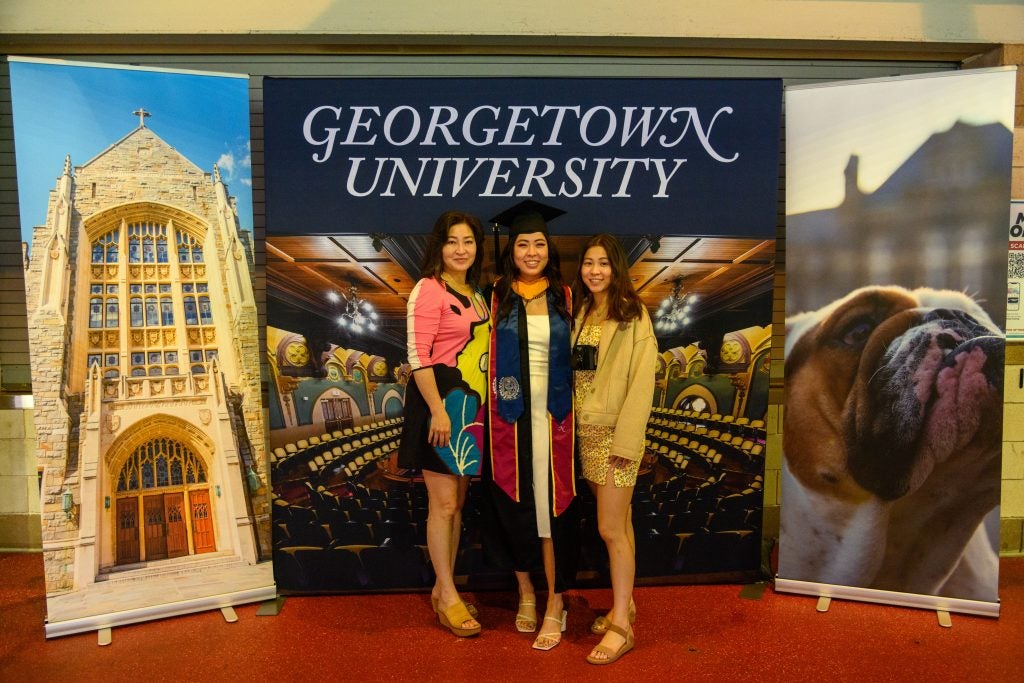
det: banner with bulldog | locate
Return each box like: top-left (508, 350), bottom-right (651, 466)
top-left (264, 76), bottom-right (782, 593)
top-left (779, 67), bottom-right (1017, 616)
top-left (10, 58), bottom-right (274, 637)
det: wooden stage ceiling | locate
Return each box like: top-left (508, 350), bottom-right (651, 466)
top-left (267, 233), bottom-right (775, 356)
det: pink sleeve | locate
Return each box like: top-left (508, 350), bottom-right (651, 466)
top-left (407, 278), bottom-right (443, 370)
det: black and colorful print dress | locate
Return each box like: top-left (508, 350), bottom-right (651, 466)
top-left (397, 276), bottom-right (490, 475)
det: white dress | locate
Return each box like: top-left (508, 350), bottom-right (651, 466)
top-left (526, 314), bottom-right (552, 538)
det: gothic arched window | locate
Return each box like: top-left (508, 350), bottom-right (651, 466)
top-left (116, 438), bottom-right (207, 493)
top-left (90, 228), bottom-right (119, 264)
top-left (198, 296), bottom-right (212, 325)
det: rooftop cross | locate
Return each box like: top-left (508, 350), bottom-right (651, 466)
top-left (132, 108), bottom-right (151, 127)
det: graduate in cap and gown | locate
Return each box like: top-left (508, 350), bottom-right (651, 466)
top-left (483, 200), bottom-right (580, 651)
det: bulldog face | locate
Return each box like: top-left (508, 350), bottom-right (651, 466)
top-left (785, 286), bottom-right (1004, 504)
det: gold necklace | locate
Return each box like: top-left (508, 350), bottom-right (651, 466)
top-left (440, 273), bottom-right (472, 295)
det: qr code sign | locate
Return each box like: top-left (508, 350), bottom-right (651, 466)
top-left (1010, 252), bottom-right (1024, 279)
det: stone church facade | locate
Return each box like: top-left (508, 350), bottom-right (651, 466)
top-left (25, 116), bottom-right (270, 595)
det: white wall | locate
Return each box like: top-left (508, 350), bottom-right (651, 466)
top-left (1, 1), bottom-right (1022, 45)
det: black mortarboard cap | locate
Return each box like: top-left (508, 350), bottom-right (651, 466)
top-left (489, 199), bottom-right (566, 237)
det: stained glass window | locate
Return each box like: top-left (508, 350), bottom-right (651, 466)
top-left (160, 298), bottom-right (174, 326)
top-left (91, 228), bottom-right (119, 264)
top-left (89, 298), bottom-right (103, 328)
top-left (105, 299), bottom-right (119, 328)
top-left (116, 438), bottom-right (207, 492)
top-left (128, 222), bottom-right (166, 264)
top-left (198, 296), bottom-right (212, 324)
top-left (145, 297), bottom-right (159, 326)
top-left (176, 231), bottom-right (203, 264)
top-left (130, 297), bottom-right (143, 327)
top-left (184, 297), bottom-right (198, 325)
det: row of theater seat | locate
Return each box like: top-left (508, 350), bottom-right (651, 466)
top-left (271, 417), bottom-right (404, 482)
top-left (273, 480), bottom-right (492, 591)
top-left (624, 468), bottom-right (763, 576)
top-left (646, 414), bottom-right (766, 452)
top-left (645, 414), bottom-right (767, 482)
top-left (274, 543), bottom-right (433, 591)
top-left (274, 479), bottom-right (762, 588)
top-left (273, 480), bottom-right (483, 551)
top-left (649, 423), bottom-right (765, 458)
top-left (647, 438), bottom-right (763, 491)
top-left (649, 407), bottom-right (766, 437)
top-left (270, 406), bottom-right (767, 590)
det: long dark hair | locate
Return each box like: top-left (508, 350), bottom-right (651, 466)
top-left (419, 210), bottom-right (485, 286)
top-left (494, 231), bottom-right (569, 322)
top-left (572, 233), bottom-right (644, 322)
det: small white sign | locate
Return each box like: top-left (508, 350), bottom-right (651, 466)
top-left (1008, 200), bottom-right (1024, 337)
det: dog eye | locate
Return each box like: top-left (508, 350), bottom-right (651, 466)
top-left (838, 320), bottom-right (873, 348)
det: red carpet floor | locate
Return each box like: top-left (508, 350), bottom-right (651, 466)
top-left (1, 552), bottom-right (1022, 681)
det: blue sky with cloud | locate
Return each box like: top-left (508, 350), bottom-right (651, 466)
top-left (9, 58), bottom-right (253, 244)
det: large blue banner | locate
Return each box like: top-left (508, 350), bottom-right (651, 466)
top-left (264, 77), bottom-right (781, 237)
top-left (264, 76), bottom-right (781, 594)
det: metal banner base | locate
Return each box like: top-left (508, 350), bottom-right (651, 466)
top-left (44, 585), bottom-right (278, 639)
top-left (774, 577), bottom-right (1000, 618)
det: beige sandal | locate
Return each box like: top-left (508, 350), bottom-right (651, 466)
top-left (531, 609), bottom-right (567, 651)
top-left (586, 623), bottom-right (634, 665)
top-left (515, 596), bottom-right (537, 633)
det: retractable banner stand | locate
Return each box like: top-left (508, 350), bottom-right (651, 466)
top-left (9, 58), bottom-right (274, 638)
top-left (263, 76), bottom-right (781, 592)
top-left (779, 67), bottom-right (1017, 616)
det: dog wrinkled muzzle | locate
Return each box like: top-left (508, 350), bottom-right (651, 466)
top-left (845, 308), bottom-right (1003, 501)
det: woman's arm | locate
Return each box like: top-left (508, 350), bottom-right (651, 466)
top-left (407, 278), bottom-right (451, 447)
top-left (609, 315), bottom-right (658, 462)
top-left (412, 368), bottom-right (451, 447)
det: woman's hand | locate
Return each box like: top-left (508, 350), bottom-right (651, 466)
top-left (608, 455), bottom-right (632, 470)
top-left (429, 410), bottom-right (452, 447)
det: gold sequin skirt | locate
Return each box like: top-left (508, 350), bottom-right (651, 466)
top-left (578, 423), bottom-right (640, 488)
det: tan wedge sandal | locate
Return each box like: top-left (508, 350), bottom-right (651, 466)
top-left (433, 595), bottom-right (479, 620)
top-left (590, 599), bottom-right (636, 635)
top-left (586, 623), bottom-right (634, 665)
top-left (437, 600), bottom-right (481, 638)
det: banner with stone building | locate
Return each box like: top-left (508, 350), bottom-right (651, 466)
top-left (10, 58), bottom-right (274, 637)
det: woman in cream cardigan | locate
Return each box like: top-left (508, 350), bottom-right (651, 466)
top-left (570, 234), bottom-right (657, 665)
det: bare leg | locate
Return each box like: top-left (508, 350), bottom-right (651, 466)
top-left (589, 469), bottom-right (635, 660)
top-left (534, 537), bottom-right (565, 648)
top-left (424, 469), bottom-right (477, 630)
top-left (449, 475), bottom-right (470, 572)
top-left (515, 570), bottom-right (537, 631)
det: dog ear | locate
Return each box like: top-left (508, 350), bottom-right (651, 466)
top-left (784, 311), bottom-right (820, 360)
top-left (911, 287), bottom-right (1000, 334)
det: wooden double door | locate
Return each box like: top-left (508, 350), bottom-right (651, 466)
top-left (116, 489), bottom-right (215, 565)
